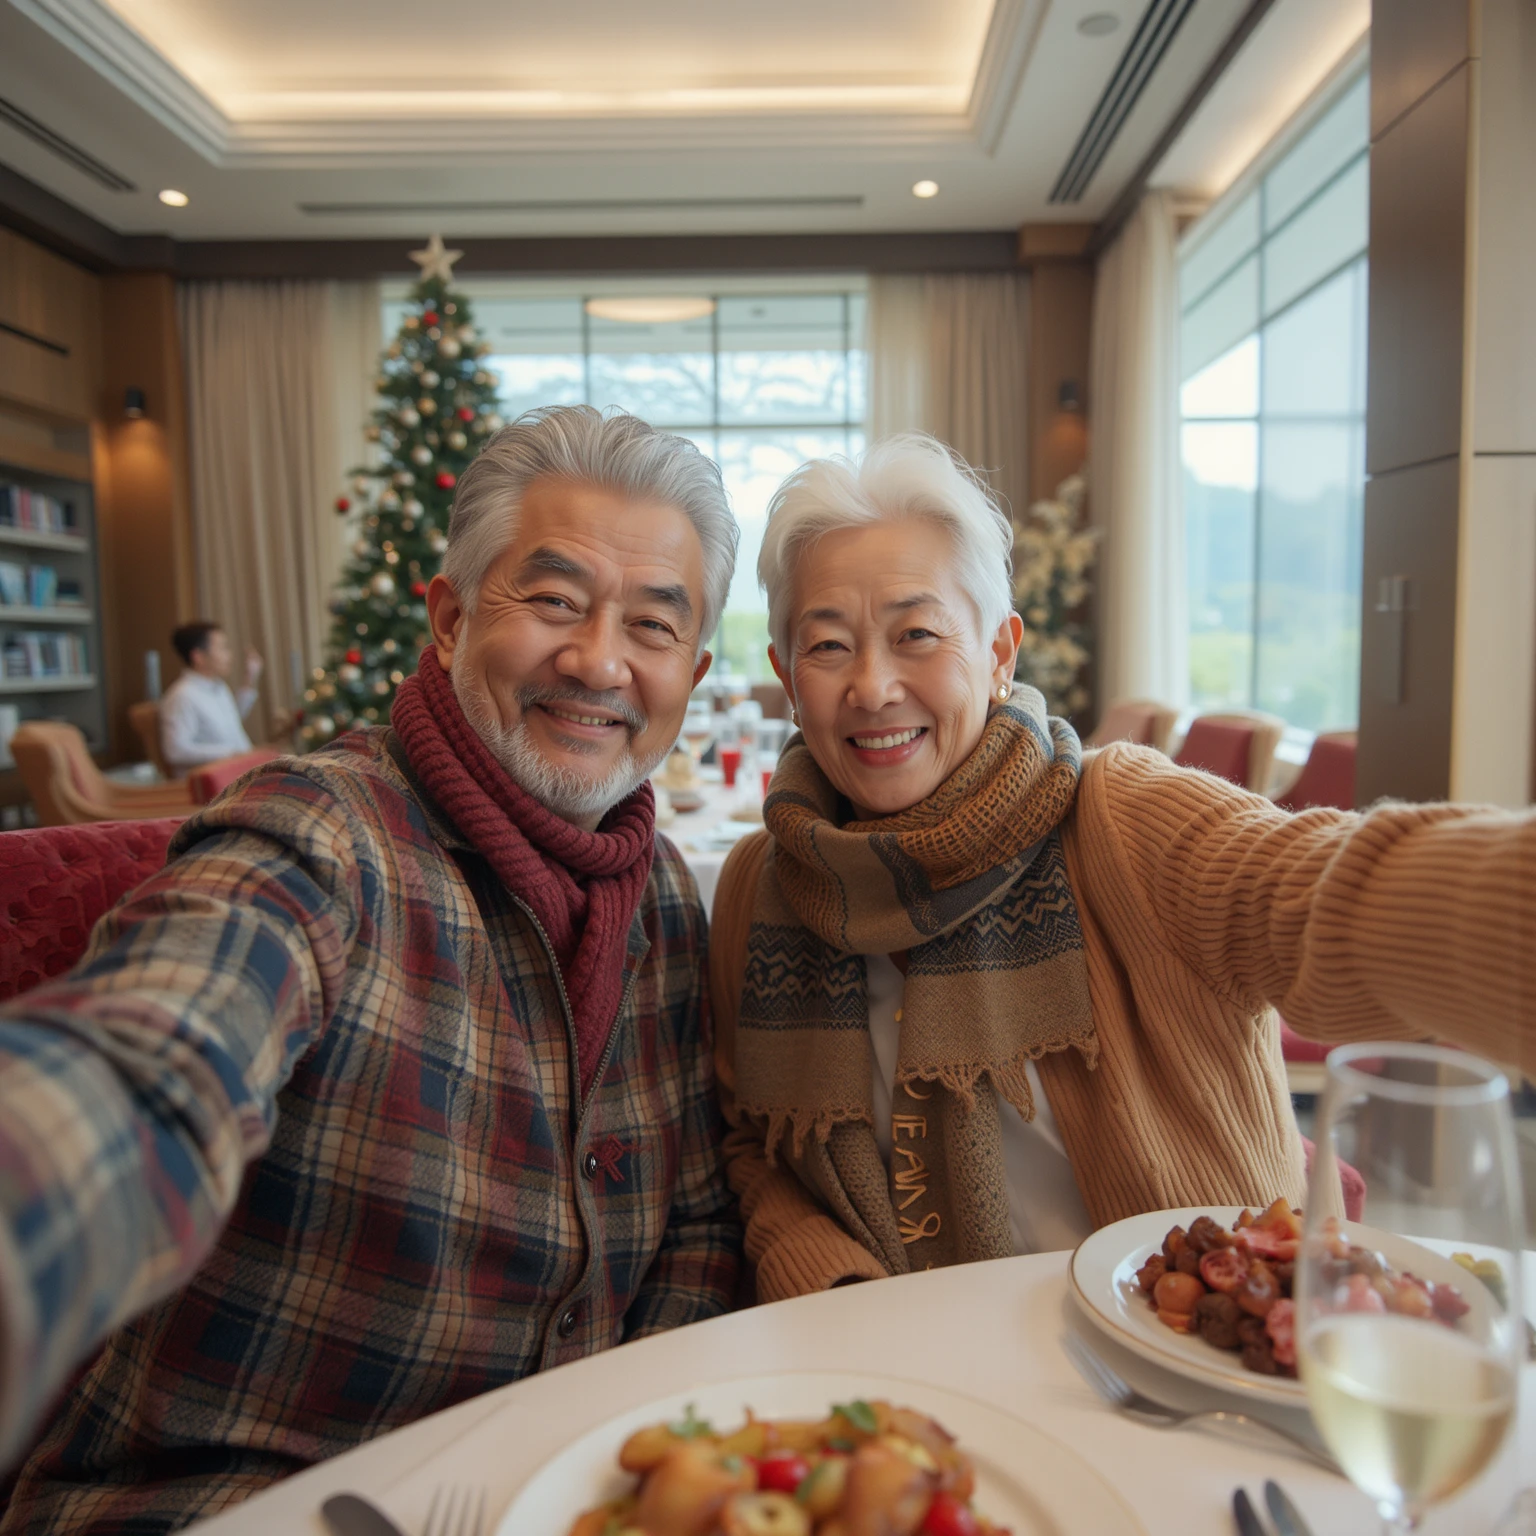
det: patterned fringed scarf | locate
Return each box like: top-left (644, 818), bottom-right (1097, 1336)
top-left (736, 690), bottom-right (1097, 1269)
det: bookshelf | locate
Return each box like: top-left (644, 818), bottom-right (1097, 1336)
top-left (0, 457), bottom-right (105, 773)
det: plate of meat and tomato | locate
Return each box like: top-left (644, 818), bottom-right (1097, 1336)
top-left (1069, 1201), bottom-right (1488, 1409)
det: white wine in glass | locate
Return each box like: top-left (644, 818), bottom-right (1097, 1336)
top-left (1297, 1042), bottom-right (1525, 1532)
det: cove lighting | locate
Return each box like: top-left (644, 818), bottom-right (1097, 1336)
top-left (583, 297), bottom-right (716, 324)
top-left (912, 180), bottom-right (940, 199)
top-left (158, 189), bottom-right (189, 207)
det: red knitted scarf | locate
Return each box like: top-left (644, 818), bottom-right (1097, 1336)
top-left (391, 651), bottom-right (655, 1095)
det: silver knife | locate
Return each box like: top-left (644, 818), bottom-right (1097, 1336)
top-left (1232, 1488), bottom-right (1268, 1536)
top-left (320, 1493), bottom-right (410, 1536)
top-left (1264, 1479), bottom-right (1316, 1536)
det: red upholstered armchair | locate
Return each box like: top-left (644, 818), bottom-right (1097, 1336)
top-left (0, 819), bottom-right (181, 1002)
top-left (1174, 710), bottom-right (1286, 794)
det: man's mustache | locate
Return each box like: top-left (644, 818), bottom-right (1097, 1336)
top-left (515, 683), bottom-right (647, 735)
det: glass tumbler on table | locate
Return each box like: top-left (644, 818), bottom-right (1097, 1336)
top-left (1297, 1041), bottom-right (1525, 1533)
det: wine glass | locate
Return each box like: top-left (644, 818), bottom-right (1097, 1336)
top-left (681, 697), bottom-right (714, 767)
top-left (1297, 1042), bottom-right (1525, 1533)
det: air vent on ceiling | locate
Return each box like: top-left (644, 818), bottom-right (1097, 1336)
top-left (299, 195), bottom-right (864, 216)
top-left (1049, 0), bottom-right (1198, 204)
top-left (0, 95), bottom-right (136, 193)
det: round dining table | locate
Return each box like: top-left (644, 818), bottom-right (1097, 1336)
top-left (186, 1247), bottom-right (1535, 1536)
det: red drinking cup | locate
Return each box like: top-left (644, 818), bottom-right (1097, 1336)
top-left (719, 745), bottom-right (742, 787)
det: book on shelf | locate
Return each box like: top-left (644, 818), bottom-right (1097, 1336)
top-left (0, 562), bottom-right (23, 607)
top-left (27, 566), bottom-right (58, 608)
top-left (0, 486), bottom-right (77, 535)
top-left (1, 629), bottom-right (88, 680)
top-left (55, 578), bottom-right (84, 606)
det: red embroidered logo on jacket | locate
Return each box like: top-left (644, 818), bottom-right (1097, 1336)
top-left (594, 1135), bottom-right (636, 1183)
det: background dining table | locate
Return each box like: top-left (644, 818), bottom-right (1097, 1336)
top-left (186, 1245), bottom-right (1535, 1536)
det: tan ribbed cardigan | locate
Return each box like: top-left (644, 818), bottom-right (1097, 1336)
top-left (712, 744), bottom-right (1536, 1301)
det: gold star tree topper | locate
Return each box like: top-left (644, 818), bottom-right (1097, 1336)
top-left (409, 233), bottom-right (463, 284)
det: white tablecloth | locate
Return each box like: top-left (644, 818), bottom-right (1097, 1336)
top-left (189, 1250), bottom-right (1534, 1536)
top-left (659, 774), bottom-right (760, 915)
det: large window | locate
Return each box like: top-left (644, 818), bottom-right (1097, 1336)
top-left (1179, 70), bottom-right (1368, 732)
top-left (387, 282), bottom-right (867, 681)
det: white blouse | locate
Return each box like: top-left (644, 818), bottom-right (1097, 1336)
top-left (865, 951), bottom-right (1094, 1255)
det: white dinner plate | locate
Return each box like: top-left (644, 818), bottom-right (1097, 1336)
top-left (1069, 1206), bottom-right (1503, 1409)
top-left (496, 1369), bottom-right (1146, 1536)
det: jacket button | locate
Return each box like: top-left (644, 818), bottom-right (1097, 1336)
top-left (581, 1150), bottom-right (600, 1180)
top-left (557, 1307), bottom-right (579, 1338)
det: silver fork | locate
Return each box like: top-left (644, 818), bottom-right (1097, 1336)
top-left (421, 1485), bottom-right (487, 1536)
top-left (1061, 1332), bottom-right (1342, 1475)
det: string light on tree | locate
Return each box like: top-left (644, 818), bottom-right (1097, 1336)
top-left (298, 235), bottom-right (502, 749)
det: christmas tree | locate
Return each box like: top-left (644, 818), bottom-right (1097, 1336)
top-left (299, 236), bottom-right (505, 748)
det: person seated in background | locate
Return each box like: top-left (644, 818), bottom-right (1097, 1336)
top-left (710, 433), bottom-right (1536, 1298)
top-left (0, 406), bottom-right (742, 1533)
top-left (159, 619), bottom-right (264, 772)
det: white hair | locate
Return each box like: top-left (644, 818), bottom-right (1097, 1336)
top-left (443, 405), bottom-right (738, 652)
top-left (757, 433), bottom-right (1015, 660)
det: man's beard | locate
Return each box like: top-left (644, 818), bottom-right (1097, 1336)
top-left (450, 650), bottom-right (664, 824)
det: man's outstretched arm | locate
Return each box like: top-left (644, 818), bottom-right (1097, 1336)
top-left (0, 772), bottom-right (363, 1470)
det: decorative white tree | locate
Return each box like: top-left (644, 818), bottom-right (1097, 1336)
top-left (1012, 474), bottom-right (1100, 716)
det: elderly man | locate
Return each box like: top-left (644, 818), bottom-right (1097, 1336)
top-left (0, 407), bottom-right (742, 1532)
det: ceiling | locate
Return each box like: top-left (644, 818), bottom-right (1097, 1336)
top-left (0, 0), bottom-right (1367, 247)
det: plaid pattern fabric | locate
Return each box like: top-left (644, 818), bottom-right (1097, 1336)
top-left (0, 728), bottom-right (739, 1533)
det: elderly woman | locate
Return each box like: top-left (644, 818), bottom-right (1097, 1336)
top-left (710, 434), bottom-right (1536, 1299)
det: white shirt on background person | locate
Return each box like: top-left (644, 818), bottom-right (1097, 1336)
top-left (160, 670), bottom-right (256, 771)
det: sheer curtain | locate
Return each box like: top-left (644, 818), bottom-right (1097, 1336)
top-left (178, 280), bottom-right (381, 720)
top-left (1088, 191), bottom-right (1186, 708)
top-left (868, 272), bottom-right (1031, 522)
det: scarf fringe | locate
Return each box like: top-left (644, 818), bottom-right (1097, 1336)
top-left (895, 1025), bottom-right (1098, 1120)
top-left (746, 1103), bottom-right (876, 1165)
top-left (744, 1027), bottom-right (1098, 1163)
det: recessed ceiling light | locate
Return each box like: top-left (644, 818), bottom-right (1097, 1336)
top-left (1078, 12), bottom-right (1121, 36)
top-left (158, 188), bottom-right (189, 207)
top-left (912, 179), bottom-right (940, 199)
top-left (584, 296), bottom-right (715, 324)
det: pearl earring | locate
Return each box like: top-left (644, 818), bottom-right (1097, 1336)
top-left (996, 685), bottom-right (1010, 702)
top-left (790, 706), bottom-right (799, 725)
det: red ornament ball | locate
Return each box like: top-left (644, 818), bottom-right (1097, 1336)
top-left (456, 406), bottom-right (474, 422)
top-left (345, 648), bottom-right (362, 664)
top-left (435, 471), bottom-right (456, 490)
top-left (410, 580), bottom-right (428, 597)
top-left (334, 496), bottom-right (351, 513)
top-left (422, 309), bottom-right (439, 326)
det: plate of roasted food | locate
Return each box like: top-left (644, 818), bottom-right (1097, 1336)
top-left (499, 1372), bottom-right (1145, 1535)
top-left (1069, 1201), bottom-right (1494, 1408)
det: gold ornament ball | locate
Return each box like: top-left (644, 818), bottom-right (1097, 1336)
top-left (371, 572), bottom-right (396, 598)
top-left (401, 518), bottom-right (416, 533)
top-left (420, 369), bottom-right (439, 388)
top-left (417, 396), bottom-right (436, 416)
top-left (404, 497), bottom-right (424, 516)
top-left (410, 445), bottom-right (433, 466)
top-left (313, 715), bottom-right (336, 735)
top-left (458, 325), bottom-right (476, 344)
top-left (397, 406), bottom-right (420, 428)
top-left (381, 638), bottom-right (398, 654)
top-left (338, 663), bottom-right (361, 684)
top-left (447, 430), bottom-right (467, 451)
top-left (438, 337), bottom-right (462, 359)
top-left (318, 682), bottom-right (336, 700)
top-left (394, 471), bottom-right (415, 487)
top-left (373, 678), bottom-right (391, 696)
top-left (384, 550), bottom-right (400, 565)
top-left (311, 665), bottom-right (326, 681)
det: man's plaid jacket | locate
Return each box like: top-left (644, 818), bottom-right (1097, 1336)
top-left (0, 728), bottom-right (740, 1533)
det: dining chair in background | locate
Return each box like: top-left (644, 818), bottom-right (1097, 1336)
top-left (1087, 698), bottom-right (1179, 753)
top-left (1173, 710), bottom-right (1286, 795)
top-left (9, 722), bottom-right (196, 826)
top-left (1272, 731), bottom-right (1357, 812)
top-left (128, 700), bottom-right (172, 778)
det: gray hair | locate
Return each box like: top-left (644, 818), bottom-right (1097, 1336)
top-left (758, 432), bottom-right (1015, 660)
top-left (443, 405), bottom-right (738, 651)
